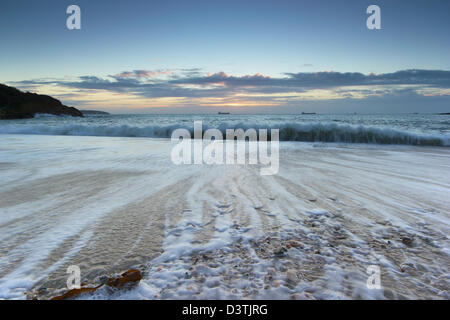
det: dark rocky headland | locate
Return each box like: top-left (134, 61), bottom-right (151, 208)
top-left (0, 83), bottom-right (83, 119)
top-left (80, 110), bottom-right (110, 115)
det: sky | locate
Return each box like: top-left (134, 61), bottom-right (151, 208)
top-left (0, 0), bottom-right (449, 114)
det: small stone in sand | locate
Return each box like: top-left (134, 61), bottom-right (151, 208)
top-left (286, 270), bottom-right (297, 283)
top-left (401, 237), bottom-right (414, 247)
top-left (274, 247), bottom-right (287, 257)
top-left (106, 269), bottom-right (142, 289)
top-left (287, 240), bottom-right (302, 248)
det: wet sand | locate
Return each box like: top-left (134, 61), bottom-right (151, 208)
top-left (0, 134), bottom-right (448, 299)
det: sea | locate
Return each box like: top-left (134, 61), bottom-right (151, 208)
top-left (0, 113), bottom-right (449, 146)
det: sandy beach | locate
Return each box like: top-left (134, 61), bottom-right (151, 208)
top-left (0, 134), bottom-right (448, 299)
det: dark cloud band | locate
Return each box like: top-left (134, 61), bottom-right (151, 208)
top-left (10, 69), bottom-right (450, 99)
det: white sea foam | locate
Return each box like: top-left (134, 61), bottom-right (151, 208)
top-left (0, 134), bottom-right (449, 299)
top-left (0, 121), bottom-right (448, 146)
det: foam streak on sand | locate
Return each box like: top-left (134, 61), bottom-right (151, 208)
top-left (0, 134), bottom-right (449, 299)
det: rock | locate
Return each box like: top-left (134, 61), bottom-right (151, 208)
top-left (80, 110), bottom-right (110, 115)
top-left (401, 237), bottom-right (414, 247)
top-left (51, 285), bottom-right (101, 300)
top-left (267, 267), bottom-right (276, 275)
top-left (274, 247), bottom-right (287, 257)
top-left (50, 269), bottom-right (142, 300)
top-left (400, 262), bottom-right (418, 275)
top-left (98, 275), bottom-right (109, 285)
top-left (106, 269), bottom-right (142, 288)
top-left (287, 240), bottom-right (302, 248)
top-left (0, 83), bottom-right (83, 119)
top-left (286, 270), bottom-right (297, 282)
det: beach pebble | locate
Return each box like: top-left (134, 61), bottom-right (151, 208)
top-left (267, 268), bottom-right (276, 275)
top-left (287, 240), bottom-right (302, 248)
top-left (286, 270), bottom-right (297, 283)
top-left (274, 247), bottom-right (287, 257)
top-left (401, 236), bottom-right (415, 247)
top-left (106, 269), bottom-right (142, 289)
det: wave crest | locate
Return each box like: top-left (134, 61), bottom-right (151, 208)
top-left (0, 122), bottom-right (447, 146)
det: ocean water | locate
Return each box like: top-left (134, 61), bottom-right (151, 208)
top-left (0, 113), bottom-right (449, 146)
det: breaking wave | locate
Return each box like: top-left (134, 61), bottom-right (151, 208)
top-left (0, 122), bottom-right (448, 146)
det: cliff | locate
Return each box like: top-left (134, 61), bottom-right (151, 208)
top-left (80, 110), bottom-right (110, 115)
top-left (0, 83), bottom-right (83, 119)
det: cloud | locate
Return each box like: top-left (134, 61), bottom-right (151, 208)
top-left (167, 69), bottom-right (450, 91)
top-left (9, 69), bottom-right (450, 108)
top-left (283, 69), bottom-right (450, 88)
top-left (114, 69), bottom-right (174, 79)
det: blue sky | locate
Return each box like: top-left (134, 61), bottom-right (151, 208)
top-left (1, 0), bottom-right (449, 113)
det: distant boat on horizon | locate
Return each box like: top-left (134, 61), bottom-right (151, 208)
top-left (218, 112), bottom-right (230, 115)
top-left (301, 112), bottom-right (316, 115)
